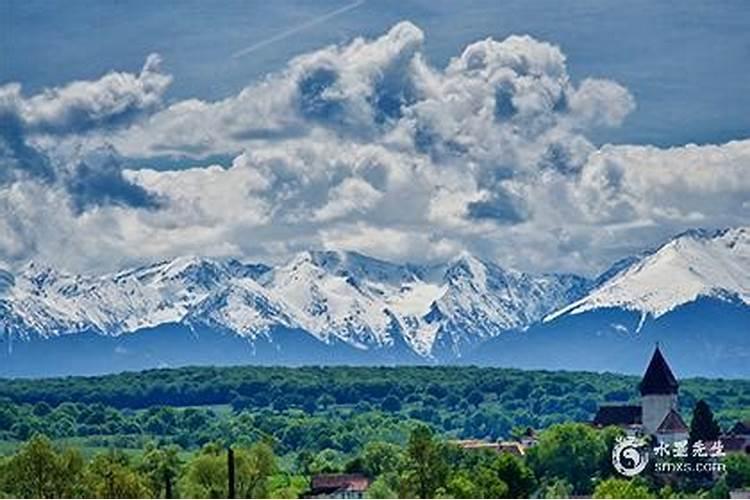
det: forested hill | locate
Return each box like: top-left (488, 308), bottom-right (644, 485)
top-left (1, 365), bottom-right (747, 428)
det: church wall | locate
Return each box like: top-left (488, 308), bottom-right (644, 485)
top-left (642, 394), bottom-right (678, 434)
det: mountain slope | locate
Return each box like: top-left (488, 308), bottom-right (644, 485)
top-left (2, 227), bottom-right (747, 377)
top-left (3, 257), bottom-right (251, 338)
top-left (547, 227), bottom-right (750, 323)
top-left (0, 250), bottom-right (589, 374)
top-left (467, 297), bottom-right (750, 378)
top-left (469, 227), bottom-right (750, 377)
top-left (426, 254), bottom-right (589, 359)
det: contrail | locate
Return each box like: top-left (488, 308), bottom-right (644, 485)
top-left (231, 0), bottom-right (366, 59)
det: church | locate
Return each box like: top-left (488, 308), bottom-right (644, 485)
top-left (592, 345), bottom-right (689, 444)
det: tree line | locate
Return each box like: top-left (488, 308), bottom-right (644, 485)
top-left (0, 366), bottom-right (747, 432)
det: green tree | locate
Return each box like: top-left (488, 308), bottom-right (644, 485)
top-left (310, 449), bottom-right (345, 474)
top-left (445, 471), bottom-right (480, 498)
top-left (58, 447), bottom-right (86, 497)
top-left (140, 443), bottom-right (182, 498)
top-left (724, 453), bottom-right (750, 489)
top-left (527, 423), bottom-right (607, 494)
top-left (0, 406), bottom-right (17, 430)
top-left (366, 475), bottom-right (399, 499)
top-left (83, 450), bottom-right (152, 498)
top-left (402, 425), bottom-right (448, 498)
top-left (3, 434), bottom-right (83, 498)
top-left (267, 473), bottom-right (307, 499)
top-left (689, 400), bottom-right (721, 442)
top-left (709, 478), bottom-right (731, 499)
top-left (235, 442), bottom-right (277, 498)
top-left (380, 396), bottom-right (402, 413)
top-left (541, 478), bottom-right (573, 498)
top-left (32, 402), bottom-right (52, 417)
top-left (474, 465), bottom-right (509, 498)
top-left (466, 390), bottom-right (484, 407)
top-left (294, 450), bottom-right (314, 476)
top-left (593, 477), bottom-right (652, 498)
top-left (361, 441), bottom-right (402, 477)
top-left (489, 453), bottom-right (536, 498)
top-left (178, 444), bottom-right (226, 498)
top-left (316, 394), bottom-right (336, 410)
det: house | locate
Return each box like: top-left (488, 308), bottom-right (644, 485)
top-left (722, 420), bottom-right (750, 455)
top-left (592, 345), bottom-right (687, 443)
top-left (451, 439), bottom-right (526, 456)
top-left (591, 404), bottom-right (642, 434)
top-left (302, 474), bottom-right (371, 499)
top-left (519, 427), bottom-right (538, 449)
top-left (654, 408), bottom-right (689, 445)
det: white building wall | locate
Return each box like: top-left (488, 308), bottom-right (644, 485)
top-left (642, 394), bottom-right (678, 435)
top-left (656, 431), bottom-right (689, 446)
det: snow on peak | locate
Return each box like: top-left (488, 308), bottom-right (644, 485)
top-left (4, 255), bottom-right (267, 338)
top-left (1, 247), bottom-right (590, 357)
top-left (186, 278), bottom-right (296, 339)
top-left (426, 255), bottom-right (591, 358)
top-left (547, 226), bottom-right (750, 321)
top-left (23, 228), bottom-right (750, 358)
top-left (264, 250), bottom-right (401, 347)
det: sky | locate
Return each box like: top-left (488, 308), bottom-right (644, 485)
top-left (1, 0), bottom-right (749, 276)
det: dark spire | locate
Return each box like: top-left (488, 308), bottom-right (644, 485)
top-left (640, 345), bottom-right (678, 395)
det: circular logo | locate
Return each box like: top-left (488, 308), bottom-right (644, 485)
top-left (612, 437), bottom-right (650, 477)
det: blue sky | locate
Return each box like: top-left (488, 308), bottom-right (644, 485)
top-left (0, 1), bottom-right (749, 275)
top-left (4, 0), bottom-right (749, 147)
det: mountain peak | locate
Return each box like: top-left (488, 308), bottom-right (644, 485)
top-left (445, 252), bottom-right (490, 280)
top-left (672, 226), bottom-right (747, 242)
top-left (549, 226), bottom-right (750, 321)
top-left (4, 226), bottom-right (746, 372)
top-left (19, 260), bottom-right (64, 288)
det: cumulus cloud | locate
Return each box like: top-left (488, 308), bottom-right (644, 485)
top-left (0, 55), bottom-right (169, 213)
top-left (0, 22), bottom-right (747, 276)
top-left (575, 140), bottom-right (750, 226)
top-left (5, 54), bottom-right (171, 135)
top-left (107, 23), bottom-right (632, 161)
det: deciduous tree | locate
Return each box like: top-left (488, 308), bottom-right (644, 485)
top-left (527, 423), bottom-right (606, 494)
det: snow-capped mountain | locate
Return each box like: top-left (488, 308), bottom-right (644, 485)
top-left (0, 249), bottom-right (589, 373)
top-left (3, 257), bottom-right (265, 339)
top-left (422, 254), bottom-right (589, 359)
top-left (1, 227), bottom-right (748, 377)
top-left (470, 227), bottom-right (750, 378)
top-left (546, 227), bottom-right (750, 323)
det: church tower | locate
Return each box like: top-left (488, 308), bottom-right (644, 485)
top-left (640, 345), bottom-right (679, 435)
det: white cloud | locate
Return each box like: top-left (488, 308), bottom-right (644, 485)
top-left (313, 177), bottom-right (383, 222)
top-left (3, 54), bottom-right (171, 135)
top-left (575, 140), bottom-right (750, 225)
top-left (567, 78), bottom-right (635, 128)
top-left (0, 22), bottom-right (747, 277)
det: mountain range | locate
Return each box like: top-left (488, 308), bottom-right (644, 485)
top-left (1, 227), bottom-right (748, 378)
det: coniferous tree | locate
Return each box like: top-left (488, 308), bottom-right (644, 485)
top-left (689, 400), bottom-right (721, 442)
top-left (403, 425), bottom-right (448, 498)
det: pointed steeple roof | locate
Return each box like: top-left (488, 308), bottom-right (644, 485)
top-left (640, 345), bottom-right (678, 395)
